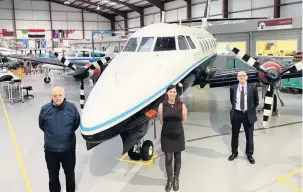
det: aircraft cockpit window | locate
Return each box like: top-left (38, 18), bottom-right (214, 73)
top-left (137, 37), bottom-right (154, 52)
top-left (186, 36), bottom-right (196, 49)
top-left (78, 51), bottom-right (90, 57)
top-left (123, 38), bottom-right (140, 52)
top-left (66, 50), bottom-right (77, 57)
top-left (177, 36), bottom-right (189, 50)
top-left (154, 37), bottom-right (176, 51)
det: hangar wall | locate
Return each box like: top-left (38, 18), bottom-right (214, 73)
top-left (115, 0), bottom-right (302, 30)
top-left (0, 0), bottom-right (111, 45)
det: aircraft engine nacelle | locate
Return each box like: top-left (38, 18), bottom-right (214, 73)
top-left (258, 61), bottom-right (282, 85)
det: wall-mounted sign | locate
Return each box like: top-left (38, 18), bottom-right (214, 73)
top-left (257, 18), bottom-right (293, 30)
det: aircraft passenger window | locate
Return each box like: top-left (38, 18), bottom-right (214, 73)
top-left (186, 36), bottom-right (196, 49)
top-left (123, 38), bottom-right (140, 52)
top-left (154, 37), bottom-right (176, 51)
top-left (78, 51), bottom-right (89, 57)
top-left (66, 50), bottom-right (77, 57)
top-left (199, 41), bottom-right (205, 53)
top-left (137, 37), bottom-right (154, 52)
top-left (91, 52), bottom-right (105, 57)
top-left (177, 36), bottom-right (189, 50)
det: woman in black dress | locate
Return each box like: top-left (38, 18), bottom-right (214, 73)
top-left (158, 85), bottom-right (187, 192)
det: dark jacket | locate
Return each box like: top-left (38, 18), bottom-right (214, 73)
top-left (38, 99), bottom-right (80, 152)
top-left (230, 83), bottom-right (259, 124)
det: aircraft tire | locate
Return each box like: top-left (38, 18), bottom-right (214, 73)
top-left (44, 77), bottom-right (51, 83)
top-left (140, 140), bottom-right (154, 161)
top-left (128, 146), bottom-right (141, 161)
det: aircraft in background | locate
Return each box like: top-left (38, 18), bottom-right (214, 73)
top-left (2, 0), bottom-right (302, 162)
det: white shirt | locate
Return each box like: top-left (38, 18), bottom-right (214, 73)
top-left (235, 83), bottom-right (247, 111)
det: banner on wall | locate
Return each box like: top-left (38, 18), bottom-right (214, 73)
top-left (256, 40), bottom-right (297, 56)
top-left (257, 18), bottom-right (293, 30)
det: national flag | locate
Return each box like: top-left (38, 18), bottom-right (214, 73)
top-left (52, 30), bottom-right (59, 38)
top-left (2, 29), bottom-right (14, 37)
top-left (28, 29), bottom-right (45, 38)
top-left (40, 39), bottom-right (46, 48)
top-left (66, 30), bottom-right (75, 38)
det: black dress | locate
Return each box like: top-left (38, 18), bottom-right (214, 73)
top-left (161, 101), bottom-right (185, 152)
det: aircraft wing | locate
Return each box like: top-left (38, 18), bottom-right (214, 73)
top-left (0, 53), bottom-right (66, 67)
top-left (196, 65), bottom-right (302, 88)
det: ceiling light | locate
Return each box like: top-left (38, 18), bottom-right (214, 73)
top-left (64, 0), bottom-right (70, 4)
top-left (96, 5), bottom-right (100, 10)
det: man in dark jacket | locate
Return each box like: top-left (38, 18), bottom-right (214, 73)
top-left (39, 86), bottom-right (80, 192)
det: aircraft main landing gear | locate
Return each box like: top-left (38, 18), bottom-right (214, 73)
top-left (128, 138), bottom-right (154, 161)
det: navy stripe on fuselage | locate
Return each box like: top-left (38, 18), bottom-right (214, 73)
top-left (80, 53), bottom-right (216, 132)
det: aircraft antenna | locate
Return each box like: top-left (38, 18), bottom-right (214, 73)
top-left (161, 11), bottom-right (165, 23)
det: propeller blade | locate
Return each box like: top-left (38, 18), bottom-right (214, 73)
top-left (54, 53), bottom-right (77, 71)
top-left (263, 84), bottom-right (274, 128)
top-left (280, 61), bottom-right (303, 75)
top-left (80, 79), bottom-right (85, 111)
top-left (225, 44), bottom-right (267, 74)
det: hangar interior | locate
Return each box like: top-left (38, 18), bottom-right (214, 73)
top-left (0, 0), bottom-right (302, 192)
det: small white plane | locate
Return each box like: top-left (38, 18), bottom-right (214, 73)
top-left (3, 0), bottom-right (303, 161)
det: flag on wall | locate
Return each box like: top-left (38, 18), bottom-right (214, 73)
top-left (52, 30), bottom-right (75, 39)
top-left (1, 29), bottom-right (14, 37)
top-left (28, 29), bottom-right (45, 38)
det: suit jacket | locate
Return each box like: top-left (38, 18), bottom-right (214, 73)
top-left (229, 83), bottom-right (259, 124)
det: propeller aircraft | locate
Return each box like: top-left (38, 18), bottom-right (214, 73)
top-left (2, 0), bottom-right (302, 162)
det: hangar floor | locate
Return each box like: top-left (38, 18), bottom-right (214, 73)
top-left (0, 74), bottom-right (302, 192)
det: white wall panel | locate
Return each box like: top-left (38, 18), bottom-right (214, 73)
top-left (164, 0), bottom-right (186, 10)
top-left (14, 0), bottom-right (33, 10)
top-left (0, 10), bottom-right (13, 19)
top-left (252, 7), bottom-right (273, 17)
top-left (192, 4), bottom-right (204, 18)
top-left (51, 2), bottom-right (81, 12)
top-left (0, 20), bottom-right (13, 30)
top-left (33, 11), bottom-right (50, 20)
top-left (84, 22), bottom-right (98, 30)
top-left (144, 14), bottom-right (154, 25)
top-left (210, 0), bottom-right (222, 15)
top-left (281, 4), bottom-right (302, 18)
top-left (128, 11), bottom-right (140, 18)
top-left (67, 22), bottom-right (83, 30)
top-left (229, 11), bottom-right (252, 18)
top-left (154, 13), bottom-right (161, 23)
top-left (33, 21), bottom-right (51, 29)
top-left (32, 1), bottom-right (49, 10)
top-left (51, 11), bottom-right (67, 21)
top-left (15, 10), bottom-right (33, 20)
top-left (16, 20), bottom-right (34, 29)
top-left (97, 15), bottom-right (109, 22)
top-left (98, 22), bottom-right (111, 30)
top-left (115, 21), bottom-right (124, 30)
top-left (252, 0), bottom-right (273, 8)
top-left (0, 0), bottom-right (12, 9)
top-left (178, 7), bottom-right (187, 20)
top-left (165, 10), bottom-right (177, 22)
top-left (67, 30), bottom-right (83, 39)
top-left (67, 12), bottom-right (82, 21)
top-left (229, 0), bottom-right (251, 12)
top-left (281, 0), bottom-right (302, 3)
top-left (191, 0), bottom-right (203, 4)
top-left (128, 18), bottom-right (140, 28)
top-left (52, 21), bottom-right (68, 29)
top-left (115, 15), bottom-right (124, 21)
top-left (84, 13), bottom-right (98, 21)
top-left (144, 6), bottom-right (159, 15)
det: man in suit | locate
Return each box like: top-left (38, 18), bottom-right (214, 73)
top-left (229, 71), bottom-right (259, 164)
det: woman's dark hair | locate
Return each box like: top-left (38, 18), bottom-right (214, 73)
top-left (164, 84), bottom-right (183, 112)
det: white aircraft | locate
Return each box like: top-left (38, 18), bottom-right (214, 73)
top-left (3, 0), bottom-right (303, 161)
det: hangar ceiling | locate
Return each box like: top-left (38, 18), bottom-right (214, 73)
top-left (47, 0), bottom-right (175, 20)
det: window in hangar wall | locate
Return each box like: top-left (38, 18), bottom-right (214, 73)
top-left (256, 40), bottom-right (297, 57)
top-left (216, 41), bottom-right (247, 55)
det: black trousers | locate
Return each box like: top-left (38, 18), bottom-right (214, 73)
top-left (231, 110), bottom-right (254, 156)
top-left (165, 152), bottom-right (181, 179)
top-left (45, 149), bottom-right (76, 192)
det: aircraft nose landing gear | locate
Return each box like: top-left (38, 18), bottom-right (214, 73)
top-left (128, 138), bottom-right (154, 161)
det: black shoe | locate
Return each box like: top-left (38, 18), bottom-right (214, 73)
top-left (228, 153), bottom-right (238, 161)
top-left (247, 156), bottom-right (255, 164)
top-left (165, 178), bottom-right (173, 192)
top-left (173, 177), bottom-right (179, 191)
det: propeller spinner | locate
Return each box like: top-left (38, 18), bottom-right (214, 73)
top-left (226, 44), bottom-right (303, 128)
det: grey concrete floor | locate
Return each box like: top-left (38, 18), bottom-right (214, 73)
top-left (0, 73), bottom-right (302, 192)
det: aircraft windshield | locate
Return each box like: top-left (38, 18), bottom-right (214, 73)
top-left (66, 50), bottom-right (78, 57)
top-left (154, 37), bottom-right (176, 51)
top-left (137, 37), bottom-right (154, 52)
top-left (123, 38), bottom-right (140, 52)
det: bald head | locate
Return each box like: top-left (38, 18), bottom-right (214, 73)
top-left (52, 86), bottom-right (65, 105)
top-left (237, 71), bottom-right (248, 84)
